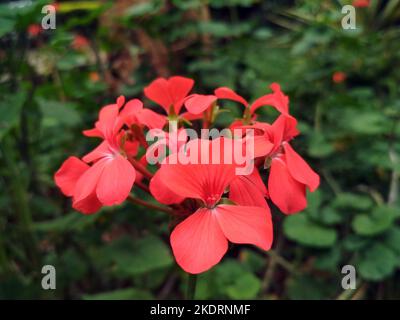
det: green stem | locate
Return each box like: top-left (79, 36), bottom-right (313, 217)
top-left (127, 194), bottom-right (175, 215)
top-left (0, 136), bottom-right (38, 267)
top-left (186, 273), bottom-right (197, 300)
top-left (0, 218), bottom-right (9, 273)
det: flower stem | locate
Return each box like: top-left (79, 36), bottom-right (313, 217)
top-left (135, 180), bottom-right (150, 193)
top-left (129, 157), bottom-right (153, 179)
top-left (186, 273), bottom-right (197, 300)
top-left (127, 194), bottom-right (174, 215)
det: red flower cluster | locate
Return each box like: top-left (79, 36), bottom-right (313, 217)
top-left (55, 76), bottom-right (319, 274)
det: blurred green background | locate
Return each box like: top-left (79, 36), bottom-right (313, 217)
top-left (1, 0), bottom-right (400, 299)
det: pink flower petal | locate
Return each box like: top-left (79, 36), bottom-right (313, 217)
top-left (54, 156), bottom-right (89, 197)
top-left (283, 143), bottom-right (320, 192)
top-left (268, 157), bottom-right (307, 214)
top-left (170, 207), bottom-right (228, 274)
top-left (96, 155), bottom-right (136, 206)
top-left (215, 204), bottom-right (273, 251)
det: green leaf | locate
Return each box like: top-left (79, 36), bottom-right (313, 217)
top-left (196, 259), bottom-right (260, 299)
top-left (358, 243), bottom-right (397, 281)
top-left (0, 91), bottom-right (27, 140)
top-left (226, 273), bottom-right (260, 300)
top-left (83, 288), bottom-right (153, 300)
top-left (284, 214), bottom-right (337, 248)
top-left (332, 193), bottom-right (373, 210)
top-left (346, 111), bottom-right (388, 135)
top-left (319, 207), bottom-right (343, 225)
top-left (352, 206), bottom-right (397, 236)
top-left (33, 212), bottom-right (100, 233)
top-left (342, 235), bottom-right (371, 251)
top-left (314, 247), bottom-right (341, 272)
top-left (308, 134), bottom-right (334, 158)
top-left (124, 0), bottom-right (163, 17)
top-left (382, 227), bottom-right (400, 266)
top-left (97, 235), bottom-right (173, 276)
top-left (0, 17), bottom-right (14, 37)
top-left (287, 275), bottom-right (334, 300)
top-left (36, 98), bottom-right (81, 127)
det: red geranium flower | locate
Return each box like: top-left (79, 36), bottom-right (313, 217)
top-left (252, 115), bottom-right (320, 213)
top-left (144, 76), bottom-right (217, 119)
top-left (55, 97), bottom-right (137, 213)
top-left (155, 138), bottom-right (273, 274)
top-left (215, 83), bottom-right (292, 124)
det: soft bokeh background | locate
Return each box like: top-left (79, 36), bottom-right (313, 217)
top-left (1, 0), bottom-right (400, 299)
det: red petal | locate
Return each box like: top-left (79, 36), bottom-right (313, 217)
top-left (271, 115), bottom-right (299, 145)
top-left (95, 104), bottom-right (123, 144)
top-left (283, 143), bottom-right (320, 192)
top-left (54, 156), bottom-right (89, 197)
top-left (82, 127), bottom-right (103, 138)
top-left (268, 157), bottom-right (307, 214)
top-left (137, 109), bottom-right (166, 129)
top-left (72, 191), bottom-right (102, 215)
top-left (96, 155), bottom-right (136, 206)
top-left (116, 95), bottom-right (125, 109)
top-left (215, 204), bottom-right (273, 251)
top-left (119, 99), bottom-right (143, 126)
top-left (184, 94), bottom-right (217, 115)
top-left (159, 163), bottom-right (236, 204)
top-left (149, 169), bottom-right (185, 205)
top-left (144, 76), bottom-right (194, 114)
top-left (214, 87), bottom-right (248, 107)
top-left (250, 83), bottom-right (289, 115)
top-left (229, 169), bottom-right (268, 208)
top-left (74, 158), bottom-right (107, 204)
top-left (144, 78), bottom-right (172, 113)
top-left (170, 208), bottom-right (228, 274)
top-left (253, 135), bottom-right (274, 158)
top-left (168, 76), bottom-right (194, 113)
top-left (82, 140), bottom-right (112, 163)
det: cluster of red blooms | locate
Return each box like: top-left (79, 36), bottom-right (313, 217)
top-left (54, 76), bottom-right (319, 274)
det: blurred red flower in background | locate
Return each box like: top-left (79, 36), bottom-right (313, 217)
top-left (332, 71), bottom-right (346, 83)
top-left (72, 35), bottom-right (90, 50)
top-left (27, 24), bottom-right (41, 37)
top-left (352, 0), bottom-right (370, 8)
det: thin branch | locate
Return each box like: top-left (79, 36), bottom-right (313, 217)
top-left (388, 141), bottom-right (399, 206)
top-left (135, 180), bottom-right (150, 194)
top-left (128, 157), bottom-right (153, 179)
top-left (127, 194), bottom-right (174, 215)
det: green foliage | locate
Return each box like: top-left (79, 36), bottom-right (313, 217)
top-left (92, 235), bottom-right (173, 277)
top-left (1, 0), bottom-right (400, 300)
top-left (196, 259), bottom-right (261, 299)
top-left (284, 214), bottom-right (337, 248)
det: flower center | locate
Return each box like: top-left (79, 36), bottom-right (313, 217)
top-left (205, 194), bottom-right (220, 208)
